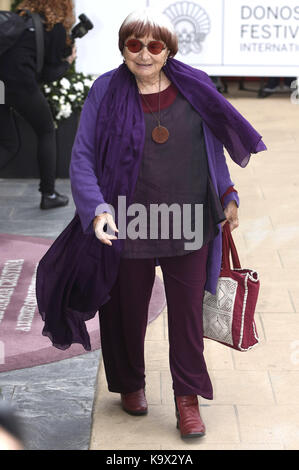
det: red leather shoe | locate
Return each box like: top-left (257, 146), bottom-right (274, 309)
top-left (121, 388), bottom-right (148, 416)
top-left (175, 395), bottom-right (205, 438)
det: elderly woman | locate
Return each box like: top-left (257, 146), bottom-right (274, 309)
top-left (36, 9), bottom-right (266, 439)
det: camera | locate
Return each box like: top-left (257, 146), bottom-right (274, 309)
top-left (70, 13), bottom-right (94, 42)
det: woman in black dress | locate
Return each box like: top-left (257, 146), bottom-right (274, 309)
top-left (0, 0), bottom-right (76, 209)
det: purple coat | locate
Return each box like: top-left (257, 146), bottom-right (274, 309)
top-left (36, 60), bottom-right (266, 351)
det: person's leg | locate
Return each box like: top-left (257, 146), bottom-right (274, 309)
top-left (263, 77), bottom-right (280, 91)
top-left (4, 88), bottom-right (56, 194)
top-left (284, 77), bottom-right (296, 88)
top-left (99, 257), bottom-right (156, 393)
top-left (159, 244), bottom-right (213, 400)
top-left (0, 103), bottom-right (19, 156)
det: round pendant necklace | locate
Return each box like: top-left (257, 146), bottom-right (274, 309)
top-left (138, 73), bottom-right (170, 144)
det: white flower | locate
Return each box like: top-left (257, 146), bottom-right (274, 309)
top-left (57, 102), bottom-right (72, 120)
top-left (53, 95), bottom-right (59, 100)
top-left (73, 82), bottom-right (84, 92)
top-left (44, 86), bottom-right (51, 93)
top-left (62, 103), bottom-right (72, 118)
top-left (61, 89), bottom-right (67, 95)
top-left (61, 78), bottom-right (71, 90)
top-left (68, 94), bottom-right (77, 102)
top-left (84, 78), bottom-right (93, 87)
top-left (59, 96), bottom-right (65, 104)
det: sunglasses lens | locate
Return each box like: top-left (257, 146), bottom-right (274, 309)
top-left (126, 39), bottom-right (142, 53)
top-left (148, 41), bottom-right (164, 54)
top-left (125, 39), bottom-right (165, 54)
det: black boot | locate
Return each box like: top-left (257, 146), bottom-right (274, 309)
top-left (40, 191), bottom-right (69, 210)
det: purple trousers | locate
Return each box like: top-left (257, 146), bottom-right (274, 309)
top-left (99, 244), bottom-right (213, 399)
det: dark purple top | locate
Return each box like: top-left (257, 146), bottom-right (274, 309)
top-left (121, 84), bottom-right (226, 258)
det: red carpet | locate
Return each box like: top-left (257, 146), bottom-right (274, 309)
top-left (0, 234), bottom-right (166, 373)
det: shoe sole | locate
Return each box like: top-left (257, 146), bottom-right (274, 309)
top-left (180, 431), bottom-right (205, 439)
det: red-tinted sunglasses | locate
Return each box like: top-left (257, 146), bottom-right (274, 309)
top-left (125, 39), bottom-right (166, 55)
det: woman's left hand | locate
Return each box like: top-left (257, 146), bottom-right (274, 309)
top-left (220, 200), bottom-right (239, 232)
top-left (65, 44), bottom-right (77, 64)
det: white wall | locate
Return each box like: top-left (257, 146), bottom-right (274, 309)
top-left (74, 0), bottom-right (147, 76)
top-left (0, 0), bottom-right (12, 10)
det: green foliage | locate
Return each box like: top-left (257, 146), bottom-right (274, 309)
top-left (11, 0), bottom-right (21, 12)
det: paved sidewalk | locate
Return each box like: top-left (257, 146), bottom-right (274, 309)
top-left (0, 180), bottom-right (100, 450)
top-left (90, 83), bottom-right (299, 450)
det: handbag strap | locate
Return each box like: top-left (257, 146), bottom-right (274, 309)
top-left (30, 12), bottom-right (44, 75)
top-left (222, 222), bottom-right (241, 271)
top-left (18, 9), bottom-right (44, 74)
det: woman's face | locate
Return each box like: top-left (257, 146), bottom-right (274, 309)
top-left (123, 34), bottom-right (170, 82)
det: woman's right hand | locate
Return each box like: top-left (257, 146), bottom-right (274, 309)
top-left (93, 213), bottom-right (119, 246)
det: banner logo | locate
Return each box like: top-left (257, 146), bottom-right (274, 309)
top-left (164, 1), bottom-right (211, 55)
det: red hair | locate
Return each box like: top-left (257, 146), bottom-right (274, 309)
top-left (17, 0), bottom-right (75, 45)
top-left (119, 21), bottom-right (178, 58)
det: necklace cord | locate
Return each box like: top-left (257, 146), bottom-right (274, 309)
top-left (137, 72), bottom-right (161, 127)
top-left (136, 72), bottom-right (170, 144)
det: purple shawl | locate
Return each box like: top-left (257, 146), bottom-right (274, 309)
top-left (94, 59), bottom-right (266, 208)
top-left (165, 59), bottom-right (265, 167)
top-left (36, 58), bottom-right (266, 351)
